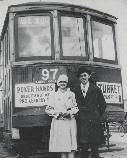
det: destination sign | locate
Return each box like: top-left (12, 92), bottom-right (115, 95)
top-left (19, 16), bottom-right (50, 26)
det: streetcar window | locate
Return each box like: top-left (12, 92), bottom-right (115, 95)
top-left (0, 52), bottom-right (1, 81)
top-left (17, 15), bottom-right (52, 59)
top-left (91, 20), bottom-right (116, 61)
top-left (60, 15), bottom-right (87, 59)
top-left (4, 36), bottom-right (7, 67)
top-left (6, 31), bottom-right (8, 65)
top-left (8, 29), bottom-right (10, 61)
top-left (9, 69), bottom-right (10, 91)
top-left (5, 75), bottom-right (6, 96)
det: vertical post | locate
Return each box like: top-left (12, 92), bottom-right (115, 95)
top-left (52, 10), bottom-right (60, 60)
top-left (86, 15), bottom-right (93, 61)
top-left (114, 23), bottom-right (120, 65)
top-left (8, 12), bottom-right (15, 139)
top-left (106, 122), bottom-right (110, 151)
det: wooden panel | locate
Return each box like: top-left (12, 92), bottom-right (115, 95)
top-left (12, 107), bottom-right (51, 127)
top-left (12, 64), bottom-right (123, 127)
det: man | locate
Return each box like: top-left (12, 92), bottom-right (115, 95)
top-left (74, 67), bottom-right (106, 158)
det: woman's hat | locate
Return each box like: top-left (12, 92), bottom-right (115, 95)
top-left (57, 74), bottom-right (68, 85)
top-left (77, 67), bottom-right (91, 77)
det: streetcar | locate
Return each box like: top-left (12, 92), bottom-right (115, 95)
top-left (0, 2), bottom-right (124, 157)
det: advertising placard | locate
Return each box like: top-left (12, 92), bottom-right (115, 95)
top-left (15, 83), bottom-right (55, 107)
top-left (97, 82), bottom-right (123, 104)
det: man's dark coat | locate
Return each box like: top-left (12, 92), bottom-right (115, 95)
top-left (74, 82), bottom-right (106, 145)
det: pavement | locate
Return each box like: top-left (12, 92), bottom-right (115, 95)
top-left (100, 132), bottom-right (127, 158)
top-left (0, 132), bottom-right (126, 158)
top-left (0, 142), bottom-right (16, 158)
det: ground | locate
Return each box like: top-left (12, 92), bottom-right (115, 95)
top-left (100, 132), bottom-right (127, 158)
top-left (0, 132), bottom-right (127, 158)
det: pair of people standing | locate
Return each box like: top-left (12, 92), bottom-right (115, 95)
top-left (45, 67), bottom-right (106, 158)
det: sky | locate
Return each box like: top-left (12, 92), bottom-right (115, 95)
top-left (0, 0), bottom-right (127, 102)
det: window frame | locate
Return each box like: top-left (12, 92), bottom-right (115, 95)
top-left (58, 11), bottom-right (88, 61)
top-left (14, 12), bottom-right (55, 61)
top-left (91, 17), bottom-right (118, 64)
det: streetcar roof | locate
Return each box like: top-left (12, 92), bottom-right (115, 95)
top-left (8, 2), bottom-right (117, 20)
top-left (0, 2), bottom-right (117, 40)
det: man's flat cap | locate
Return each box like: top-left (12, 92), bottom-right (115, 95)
top-left (77, 67), bottom-right (91, 77)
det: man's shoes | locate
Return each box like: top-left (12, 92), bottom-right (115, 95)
top-left (92, 154), bottom-right (104, 158)
top-left (81, 151), bottom-right (89, 158)
top-left (92, 156), bottom-right (104, 158)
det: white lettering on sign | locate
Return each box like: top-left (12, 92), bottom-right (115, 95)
top-left (42, 69), bottom-right (49, 80)
top-left (15, 83), bottom-right (55, 107)
top-left (19, 16), bottom-right (50, 26)
top-left (50, 69), bottom-right (58, 80)
top-left (41, 68), bottom-right (58, 81)
top-left (97, 82), bottom-right (123, 104)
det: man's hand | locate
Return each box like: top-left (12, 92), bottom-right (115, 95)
top-left (62, 112), bottom-right (71, 118)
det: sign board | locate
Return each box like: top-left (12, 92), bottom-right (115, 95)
top-left (19, 16), bottom-right (50, 26)
top-left (97, 82), bottom-right (123, 104)
top-left (12, 128), bottom-right (20, 139)
top-left (15, 83), bottom-right (55, 107)
top-left (34, 67), bottom-right (59, 83)
top-left (124, 100), bottom-right (127, 112)
top-left (15, 66), bottom-right (67, 107)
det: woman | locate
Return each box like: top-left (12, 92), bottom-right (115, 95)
top-left (45, 74), bottom-right (79, 158)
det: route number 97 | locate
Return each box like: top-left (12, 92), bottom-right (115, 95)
top-left (41, 68), bottom-right (58, 81)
